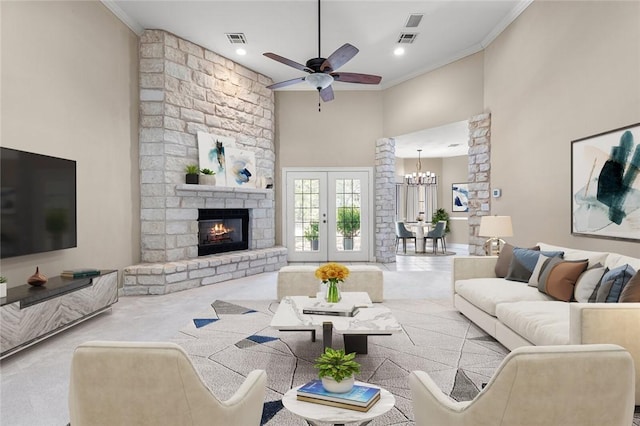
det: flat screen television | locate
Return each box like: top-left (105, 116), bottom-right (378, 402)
top-left (1, 147), bottom-right (77, 258)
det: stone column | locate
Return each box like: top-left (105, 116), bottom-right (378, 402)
top-left (375, 138), bottom-right (397, 263)
top-left (467, 113), bottom-right (492, 255)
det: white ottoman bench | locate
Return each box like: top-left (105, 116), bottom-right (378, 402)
top-left (277, 265), bottom-right (384, 302)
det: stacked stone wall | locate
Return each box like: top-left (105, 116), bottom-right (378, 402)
top-left (139, 30), bottom-right (275, 263)
top-left (467, 113), bottom-right (492, 255)
top-left (375, 138), bottom-right (397, 263)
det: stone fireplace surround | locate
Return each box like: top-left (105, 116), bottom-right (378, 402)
top-left (122, 30), bottom-right (286, 296)
top-left (123, 185), bottom-right (286, 295)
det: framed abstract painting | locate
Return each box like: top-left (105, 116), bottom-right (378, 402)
top-left (452, 183), bottom-right (469, 212)
top-left (197, 132), bottom-right (235, 187)
top-left (571, 123), bottom-right (640, 242)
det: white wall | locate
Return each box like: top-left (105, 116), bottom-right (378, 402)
top-left (1, 1), bottom-right (139, 287)
top-left (484, 0), bottom-right (640, 255)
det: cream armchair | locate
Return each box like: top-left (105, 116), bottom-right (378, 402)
top-left (409, 344), bottom-right (635, 426)
top-left (69, 341), bottom-right (267, 426)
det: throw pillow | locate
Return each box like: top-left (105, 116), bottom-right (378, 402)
top-left (574, 265), bottom-right (606, 303)
top-left (589, 264), bottom-right (637, 303)
top-left (528, 254), bottom-right (551, 287)
top-left (494, 244), bottom-right (539, 278)
top-left (505, 248), bottom-right (564, 283)
top-left (619, 271), bottom-right (640, 302)
top-left (537, 257), bottom-right (589, 302)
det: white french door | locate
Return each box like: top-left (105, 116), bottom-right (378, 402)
top-left (284, 169), bottom-right (371, 262)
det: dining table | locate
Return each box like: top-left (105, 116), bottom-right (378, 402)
top-left (408, 221), bottom-right (431, 253)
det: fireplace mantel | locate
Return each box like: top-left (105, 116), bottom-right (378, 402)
top-left (175, 184), bottom-right (272, 195)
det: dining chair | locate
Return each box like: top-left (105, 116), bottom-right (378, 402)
top-left (395, 221), bottom-right (416, 253)
top-left (424, 221), bottom-right (446, 254)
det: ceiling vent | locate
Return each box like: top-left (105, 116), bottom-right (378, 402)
top-left (225, 33), bottom-right (247, 44)
top-left (405, 14), bottom-right (424, 28)
top-left (397, 32), bottom-right (418, 44)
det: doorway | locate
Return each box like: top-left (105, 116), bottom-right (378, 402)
top-left (283, 169), bottom-right (372, 262)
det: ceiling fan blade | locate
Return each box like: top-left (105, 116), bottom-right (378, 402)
top-left (263, 52), bottom-right (312, 73)
top-left (331, 72), bottom-right (382, 85)
top-left (319, 85), bottom-right (334, 102)
top-left (266, 77), bottom-right (306, 90)
top-left (320, 43), bottom-right (359, 72)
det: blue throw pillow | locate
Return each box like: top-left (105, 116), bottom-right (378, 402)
top-left (591, 264), bottom-right (637, 303)
top-left (505, 248), bottom-right (564, 283)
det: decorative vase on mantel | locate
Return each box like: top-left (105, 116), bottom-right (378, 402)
top-left (200, 174), bottom-right (216, 186)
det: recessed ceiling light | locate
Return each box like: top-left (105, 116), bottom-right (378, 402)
top-left (236, 48), bottom-right (247, 56)
top-left (394, 46), bottom-right (405, 56)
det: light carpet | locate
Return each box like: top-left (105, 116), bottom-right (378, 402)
top-left (171, 299), bottom-right (509, 425)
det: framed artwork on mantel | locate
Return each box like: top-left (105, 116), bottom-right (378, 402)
top-left (452, 183), bottom-right (469, 212)
top-left (571, 123), bottom-right (640, 242)
top-left (197, 132), bottom-right (235, 187)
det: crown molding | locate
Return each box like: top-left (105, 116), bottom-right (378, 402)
top-left (481, 0), bottom-right (534, 48)
top-left (101, 0), bottom-right (144, 35)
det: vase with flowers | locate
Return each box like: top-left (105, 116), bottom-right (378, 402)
top-left (315, 262), bottom-right (350, 303)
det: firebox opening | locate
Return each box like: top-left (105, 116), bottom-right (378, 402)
top-left (198, 209), bottom-right (249, 256)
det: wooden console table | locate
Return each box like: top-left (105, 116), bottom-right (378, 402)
top-left (0, 270), bottom-right (118, 358)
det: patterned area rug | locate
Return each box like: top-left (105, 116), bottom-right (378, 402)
top-left (171, 299), bottom-right (510, 425)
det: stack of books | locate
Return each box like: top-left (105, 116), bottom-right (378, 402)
top-left (302, 302), bottom-right (358, 317)
top-left (296, 380), bottom-right (381, 412)
top-left (60, 268), bottom-right (100, 279)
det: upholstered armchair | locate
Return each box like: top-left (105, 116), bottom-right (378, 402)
top-left (409, 344), bottom-right (635, 426)
top-left (69, 341), bottom-right (267, 426)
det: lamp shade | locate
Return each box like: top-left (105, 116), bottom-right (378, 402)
top-left (479, 215), bottom-right (513, 238)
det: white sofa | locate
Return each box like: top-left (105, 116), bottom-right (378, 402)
top-left (453, 242), bottom-right (640, 404)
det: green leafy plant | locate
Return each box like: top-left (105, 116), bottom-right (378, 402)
top-left (314, 347), bottom-right (360, 383)
top-left (200, 168), bottom-right (216, 175)
top-left (185, 164), bottom-right (200, 175)
top-left (0, 276), bottom-right (6, 284)
top-left (304, 222), bottom-right (319, 241)
top-left (336, 207), bottom-right (360, 238)
top-left (431, 208), bottom-right (450, 233)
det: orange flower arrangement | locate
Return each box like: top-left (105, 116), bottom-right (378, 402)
top-left (315, 262), bottom-right (350, 284)
top-left (315, 263), bottom-right (350, 303)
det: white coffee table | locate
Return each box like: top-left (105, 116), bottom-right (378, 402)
top-left (270, 292), bottom-right (401, 354)
top-left (282, 381), bottom-right (395, 426)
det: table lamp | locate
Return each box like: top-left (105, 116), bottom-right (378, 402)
top-left (478, 215), bottom-right (513, 255)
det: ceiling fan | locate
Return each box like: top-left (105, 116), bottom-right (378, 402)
top-left (263, 0), bottom-right (382, 108)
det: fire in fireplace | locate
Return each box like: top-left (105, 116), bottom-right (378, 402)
top-left (198, 209), bottom-right (249, 256)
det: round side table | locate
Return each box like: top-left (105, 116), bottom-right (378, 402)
top-left (282, 381), bottom-right (395, 426)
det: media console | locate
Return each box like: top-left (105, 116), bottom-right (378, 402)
top-left (0, 270), bottom-right (118, 358)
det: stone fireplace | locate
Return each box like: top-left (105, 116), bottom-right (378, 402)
top-left (122, 29), bottom-right (287, 296)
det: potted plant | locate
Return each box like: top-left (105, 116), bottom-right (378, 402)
top-left (200, 168), bottom-right (216, 186)
top-left (0, 276), bottom-right (6, 298)
top-left (304, 222), bottom-right (319, 250)
top-left (336, 207), bottom-right (360, 250)
top-left (185, 164), bottom-right (199, 184)
top-left (431, 208), bottom-right (451, 234)
top-left (314, 347), bottom-right (361, 393)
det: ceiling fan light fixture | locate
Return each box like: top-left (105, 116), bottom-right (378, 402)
top-left (305, 73), bottom-right (334, 90)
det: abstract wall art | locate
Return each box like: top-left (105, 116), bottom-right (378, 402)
top-left (571, 123), bottom-right (640, 242)
top-left (197, 132), bottom-right (236, 187)
top-left (452, 183), bottom-right (469, 212)
top-left (224, 147), bottom-right (256, 188)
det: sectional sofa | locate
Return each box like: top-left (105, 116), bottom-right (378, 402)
top-left (452, 242), bottom-right (640, 404)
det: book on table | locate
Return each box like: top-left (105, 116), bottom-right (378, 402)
top-left (302, 301), bottom-right (358, 317)
top-left (60, 268), bottom-right (100, 278)
top-left (296, 380), bottom-right (381, 410)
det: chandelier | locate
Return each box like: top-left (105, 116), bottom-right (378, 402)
top-left (404, 149), bottom-right (436, 185)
